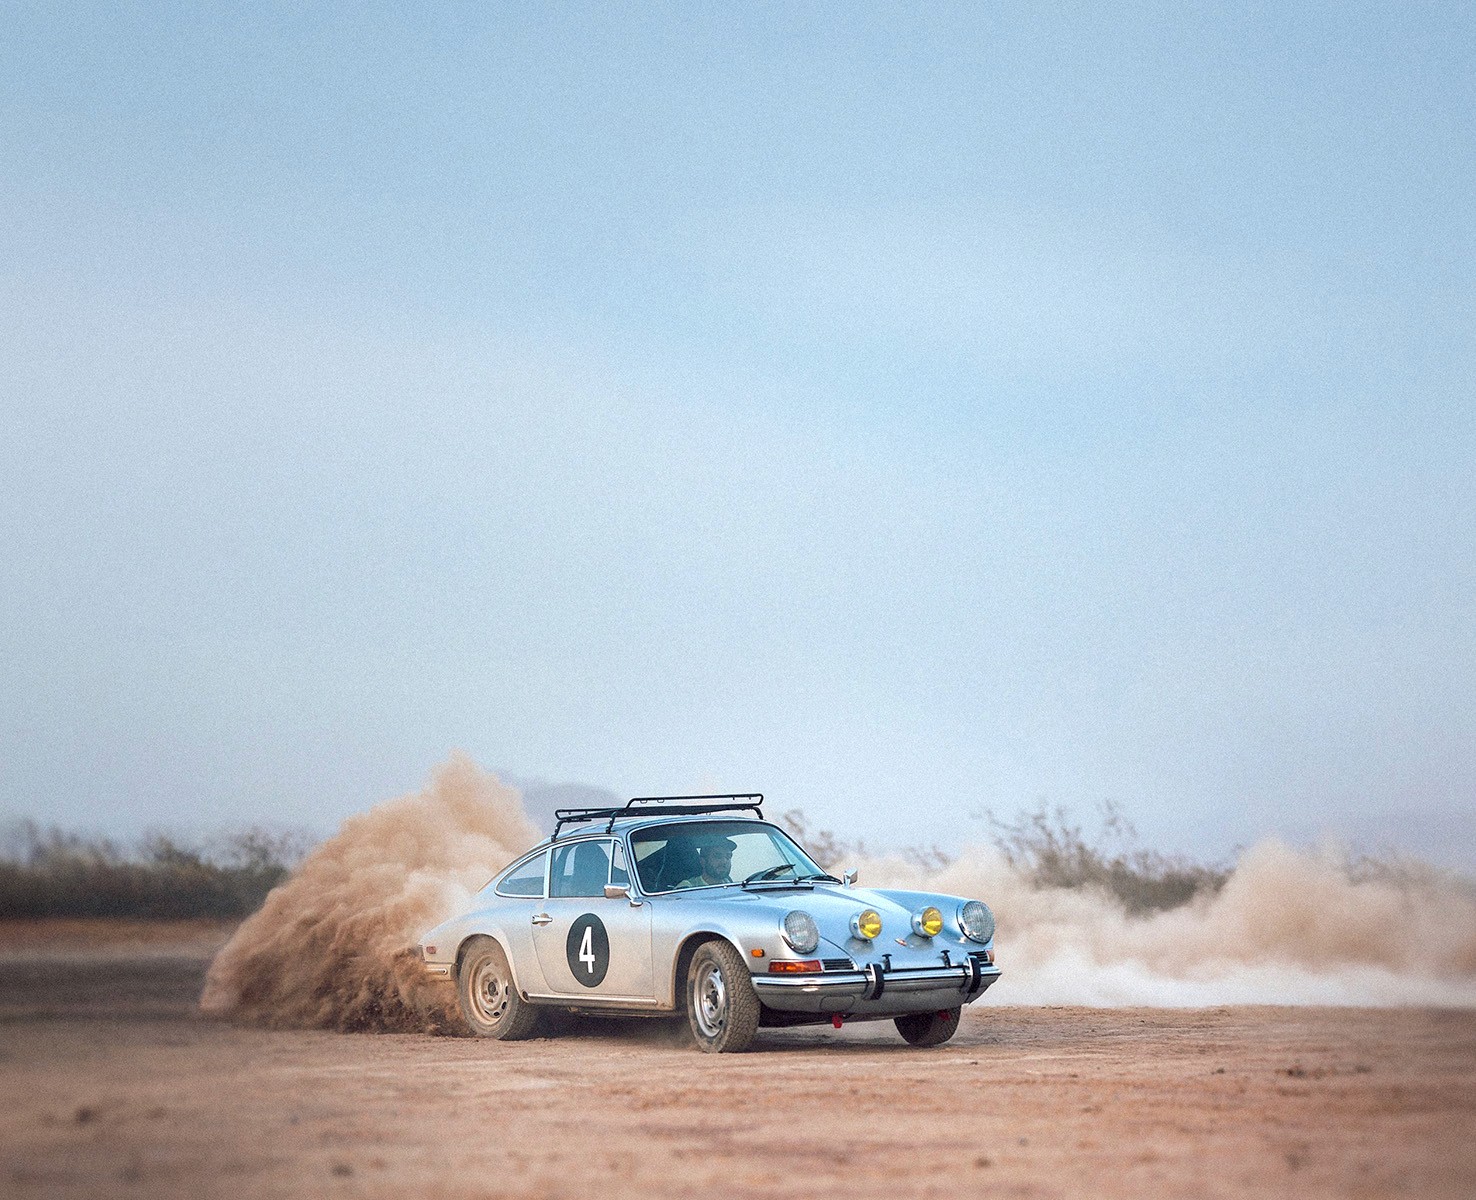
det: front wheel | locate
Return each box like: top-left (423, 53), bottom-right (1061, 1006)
top-left (457, 937), bottom-right (541, 1040)
top-left (894, 1007), bottom-right (961, 1047)
top-left (686, 940), bottom-right (760, 1053)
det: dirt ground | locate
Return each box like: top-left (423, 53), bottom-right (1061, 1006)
top-left (1, 921), bottom-right (1473, 1199)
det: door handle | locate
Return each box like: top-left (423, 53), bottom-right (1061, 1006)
top-left (531, 913), bottom-right (552, 926)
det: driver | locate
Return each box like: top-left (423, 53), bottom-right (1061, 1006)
top-left (676, 835), bottom-right (736, 888)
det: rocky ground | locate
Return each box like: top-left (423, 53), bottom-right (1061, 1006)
top-left (1, 919), bottom-right (1473, 1198)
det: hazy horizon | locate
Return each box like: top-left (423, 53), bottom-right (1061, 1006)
top-left (5, 759), bottom-right (1472, 881)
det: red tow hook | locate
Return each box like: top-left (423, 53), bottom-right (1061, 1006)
top-left (831, 1014), bottom-right (844, 1029)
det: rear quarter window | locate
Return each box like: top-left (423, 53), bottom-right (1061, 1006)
top-left (495, 851), bottom-right (547, 897)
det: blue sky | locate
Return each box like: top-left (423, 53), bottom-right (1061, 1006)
top-left (3, 3), bottom-right (1473, 865)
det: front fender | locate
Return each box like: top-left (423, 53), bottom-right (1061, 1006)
top-left (650, 902), bottom-right (785, 1008)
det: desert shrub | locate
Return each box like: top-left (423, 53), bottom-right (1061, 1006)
top-left (987, 803), bottom-right (1229, 914)
top-left (1340, 848), bottom-right (1476, 900)
top-left (776, 809), bottom-right (955, 872)
top-left (0, 820), bottom-right (315, 920)
top-left (776, 809), bottom-right (864, 870)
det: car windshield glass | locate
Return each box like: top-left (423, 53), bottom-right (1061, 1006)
top-left (630, 821), bottom-right (823, 892)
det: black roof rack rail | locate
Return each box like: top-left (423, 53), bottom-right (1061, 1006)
top-left (551, 793), bottom-right (764, 839)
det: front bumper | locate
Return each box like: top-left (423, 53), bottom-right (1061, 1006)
top-left (752, 957), bottom-right (1001, 1016)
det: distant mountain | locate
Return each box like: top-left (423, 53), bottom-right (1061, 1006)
top-left (507, 777), bottom-right (623, 835)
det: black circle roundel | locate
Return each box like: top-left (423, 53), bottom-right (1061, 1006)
top-left (565, 914), bottom-right (610, 987)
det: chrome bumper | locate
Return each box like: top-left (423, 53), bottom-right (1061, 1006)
top-left (752, 960), bottom-right (1001, 1016)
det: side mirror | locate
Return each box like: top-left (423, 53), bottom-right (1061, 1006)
top-left (605, 884), bottom-right (640, 906)
top-left (842, 869), bottom-right (858, 887)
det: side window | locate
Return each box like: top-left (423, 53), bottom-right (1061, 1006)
top-left (550, 840), bottom-right (612, 898)
top-left (495, 851), bottom-right (547, 897)
top-left (610, 841), bottom-right (630, 889)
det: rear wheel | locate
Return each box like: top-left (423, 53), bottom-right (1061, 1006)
top-left (686, 940), bottom-right (760, 1053)
top-left (894, 1007), bottom-right (961, 1047)
top-left (457, 937), bottom-right (541, 1040)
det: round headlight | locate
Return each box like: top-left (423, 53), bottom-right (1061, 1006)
top-left (912, 906), bottom-right (944, 938)
top-left (851, 909), bottom-right (883, 941)
top-left (958, 900), bottom-right (995, 944)
top-left (782, 910), bottom-right (820, 955)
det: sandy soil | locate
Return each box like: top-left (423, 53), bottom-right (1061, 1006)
top-left (1, 921), bottom-right (1473, 1199)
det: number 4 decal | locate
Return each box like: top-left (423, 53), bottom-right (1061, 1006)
top-left (565, 914), bottom-right (610, 987)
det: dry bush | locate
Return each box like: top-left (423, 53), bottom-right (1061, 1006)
top-left (775, 809), bottom-right (863, 870)
top-left (777, 808), bottom-right (955, 873)
top-left (986, 803), bottom-right (1229, 915)
top-left (777, 801), bottom-right (1220, 913)
top-left (0, 819), bottom-right (315, 919)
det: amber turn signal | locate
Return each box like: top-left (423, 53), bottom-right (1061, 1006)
top-left (768, 959), bottom-right (823, 973)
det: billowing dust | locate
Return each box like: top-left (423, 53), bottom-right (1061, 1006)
top-left (200, 753), bottom-right (537, 1032)
top-left (863, 841), bottom-right (1476, 1006)
top-left (201, 755), bottom-right (1476, 1032)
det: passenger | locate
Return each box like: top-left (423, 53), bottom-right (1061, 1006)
top-left (676, 835), bottom-right (736, 888)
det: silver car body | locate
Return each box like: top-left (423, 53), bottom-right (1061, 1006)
top-left (419, 810), bottom-right (1001, 1026)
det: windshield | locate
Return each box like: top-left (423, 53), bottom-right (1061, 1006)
top-left (630, 820), bottom-right (826, 892)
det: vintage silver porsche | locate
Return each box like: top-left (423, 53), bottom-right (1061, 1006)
top-left (418, 795), bottom-right (1001, 1052)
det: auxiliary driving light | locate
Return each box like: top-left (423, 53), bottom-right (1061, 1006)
top-left (851, 909), bottom-right (883, 941)
top-left (912, 906), bottom-right (944, 938)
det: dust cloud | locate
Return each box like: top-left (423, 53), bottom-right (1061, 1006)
top-left (201, 756), bottom-right (1476, 1032)
top-left (864, 840), bottom-right (1476, 1007)
top-left (199, 753), bottom-right (537, 1032)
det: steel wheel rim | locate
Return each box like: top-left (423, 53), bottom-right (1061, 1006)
top-left (694, 963), bottom-right (727, 1038)
top-left (471, 959), bottom-right (510, 1024)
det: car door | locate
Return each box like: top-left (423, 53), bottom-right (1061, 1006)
top-left (529, 837), bottom-right (655, 1002)
top-left (486, 848), bottom-right (553, 993)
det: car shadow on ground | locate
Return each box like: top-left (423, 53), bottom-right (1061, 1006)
top-left (526, 1008), bottom-right (1015, 1055)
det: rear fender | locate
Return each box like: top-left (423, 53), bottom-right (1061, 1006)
top-left (439, 916), bottom-right (540, 996)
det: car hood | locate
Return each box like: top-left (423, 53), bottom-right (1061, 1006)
top-left (722, 881), bottom-right (980, 962)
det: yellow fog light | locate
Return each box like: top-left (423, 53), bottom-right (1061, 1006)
top-left (913, 906), bottom-right (943, 938)
top-left (851, 909), bottom-right (883, 941)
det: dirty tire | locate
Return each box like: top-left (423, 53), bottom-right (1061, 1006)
top-left (894, 1007), bottom-right (961, 1047)
top-left (686, 940), bottom-right (760, 1053)
top-left (458, 937), bottom-right (541, 1040)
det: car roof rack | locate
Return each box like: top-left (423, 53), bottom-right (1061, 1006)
top-left (551, 793), bottom-right (764, 839)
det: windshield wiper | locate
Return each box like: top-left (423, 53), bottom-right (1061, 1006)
top-left (796, 872), bottom-right (842, 883)
top-left (743, 863), bottom-right (799, 884)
